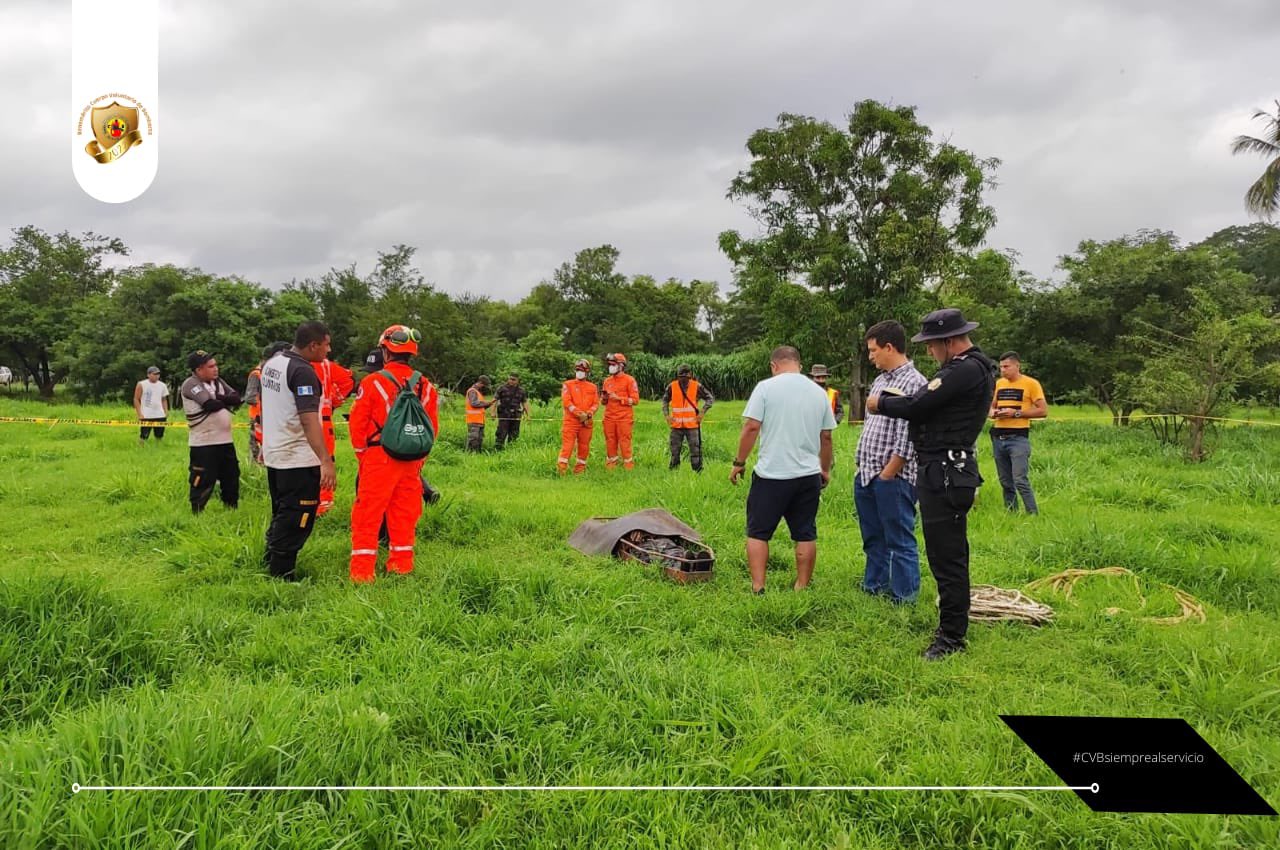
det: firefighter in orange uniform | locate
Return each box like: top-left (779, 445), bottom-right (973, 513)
top-left (600, 352), bottom-right (640, 470)
top-left (347, 325), bottom-right (439, 583)
top-left (558, 358), bottom-right (598, 475)
top-left (313, 356), bottom-right (356, 515)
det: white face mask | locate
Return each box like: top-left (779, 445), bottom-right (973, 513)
top-left (608, 365), bottom-right (619, 374)
top-left (575, 370), bottom-right (587, 380)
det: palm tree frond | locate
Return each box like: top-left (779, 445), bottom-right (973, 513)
top-left (1243, 157), bottom-right (1280, 220)
top-left (1230, 134), bottom-right (1280, 157)
top-left (1231, 104), bottom-right (1280, 221)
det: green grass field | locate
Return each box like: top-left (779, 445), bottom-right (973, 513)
top-left (1, 396), bottom-right (1278, 848)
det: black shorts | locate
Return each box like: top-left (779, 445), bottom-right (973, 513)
top-left (746, 472), bottom-right (823, 542)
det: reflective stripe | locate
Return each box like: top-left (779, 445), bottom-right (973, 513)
top-left (557, 456), bottom-right (568, 463)
top-left (465, 388), bottom-right (488, 424)
top-left (351, 549), bottom-right (378, 556)
top-left (575, 459), bottom-right (587, 466)
top-left (389, 545), bottom-right (414, 552)
top-left (372, 379), bottom-right (392, 412)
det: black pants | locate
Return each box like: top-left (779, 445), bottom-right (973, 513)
top-left (189, 443), bottom-right (240, 512)
top-left (265, 466), bottom-right (320, 579)
top-left (140, 418), bottom-right (167, 440)
top-left (495, 417), bottom-right (521, 448)
top-left (917, 458), bottom-right (981, 642)
top-left (669, 428), bottom-right (703, 471)
top-left (466, 424), bottom-right (485, 452)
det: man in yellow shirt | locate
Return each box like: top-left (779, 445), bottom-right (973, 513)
top-left (988, 351), bottom-right (1047, 514)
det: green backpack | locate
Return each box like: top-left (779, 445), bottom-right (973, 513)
top-left (376, 370), bottom-right (435, 460)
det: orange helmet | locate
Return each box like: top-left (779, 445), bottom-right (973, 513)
top-left (606, 352), bottom-right (627, 365)
top-left (574, 358), bottom-right (591, 373)
top-left (380, 324), bottom-right (420, 355)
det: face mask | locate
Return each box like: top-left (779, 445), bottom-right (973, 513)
top-left (608, 365), bottom-right (619, 374)
top-left (575, 371), bottom-right (587, 380)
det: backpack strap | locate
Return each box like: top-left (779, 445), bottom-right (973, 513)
top-left (377, 369), bottom-right (404, 392)
top-left (367, 370), bottom-right (404, 446)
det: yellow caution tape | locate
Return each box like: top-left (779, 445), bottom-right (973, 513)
top-left (4, 411), bottom-right (1277, 429)
top-left (0, 416), bottom-right (342, 430)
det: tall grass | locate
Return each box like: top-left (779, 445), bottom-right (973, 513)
top-left (0, 397), bottom-right (1277, 847)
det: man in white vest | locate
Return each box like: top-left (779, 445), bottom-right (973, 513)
top-left (259, 321), bottom-right (336, 581)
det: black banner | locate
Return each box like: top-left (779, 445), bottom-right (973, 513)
top-left (1001, 715), bottom-right (1275, 815)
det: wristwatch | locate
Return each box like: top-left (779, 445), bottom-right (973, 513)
top-left (732, 459), bottom-right (746, 468)
top-left (1014, 410), bottom-right (1022, 418)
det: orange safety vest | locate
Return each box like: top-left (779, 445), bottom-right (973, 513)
top-left (669, 379), bottom-right (701, 428)
top-left (465, 386), bottom-right (489, 425)
top-left (826, 387), bottom-right (839, 415)
top-left (247, 367), bottom-right (262, 421)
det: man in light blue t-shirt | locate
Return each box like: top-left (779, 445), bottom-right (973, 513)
top-left (730, 346), bottom-right (836, 593)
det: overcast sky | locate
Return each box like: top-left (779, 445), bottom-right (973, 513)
top-left (3, 0), bottom-right (1276, 300)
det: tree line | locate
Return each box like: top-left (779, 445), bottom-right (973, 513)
top-left (3, 100), bottom-right (1278, 436)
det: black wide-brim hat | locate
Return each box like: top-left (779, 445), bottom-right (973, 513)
top-left (911, 308), bottom-right (980, 342)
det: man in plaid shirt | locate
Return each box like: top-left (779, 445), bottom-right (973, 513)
top-left (855, 321), bottom-right (928, 603)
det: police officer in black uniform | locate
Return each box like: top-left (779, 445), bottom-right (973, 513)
top-left (868, 308), bottom-right (996, 660)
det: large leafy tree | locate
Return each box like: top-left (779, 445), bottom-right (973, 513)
top-left (1131, 285), bottom-right (1280, 461)
top-left (0, 226), bottom-right (128, 397)
top-left (542, 245), bottom-right (712, 358)
top-left (61, 264), bottom-right (316, 401)
top-left (1023, 231), bottom-right (1259, 423)
top-left (719, 101), bottom-right (998, 417)
top-left (1231, 101), bottom-right (1280, 220)
top-left (937, 249), bottom-right (1032, 367)
top-left (1195, 222), bottom-right (1280, 303)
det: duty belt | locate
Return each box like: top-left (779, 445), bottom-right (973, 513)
top-left (918, 448), bottom-right (975, 463)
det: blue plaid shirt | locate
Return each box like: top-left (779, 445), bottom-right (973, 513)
top-left (856, 361), bottom-right (928, 485)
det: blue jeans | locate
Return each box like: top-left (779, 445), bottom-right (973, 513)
top-left (854, 474), bottom-right (920, 603)
top-left (991, 433), bottom-right (1038, 514)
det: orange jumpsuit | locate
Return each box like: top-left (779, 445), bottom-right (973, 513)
top-left (559, 378), bottom-right (599, 474)
top-left (347, 362), bottom-right (438, 583)
top-left (601, 372), bottom-right (639, 470)
top-left (313, 359), bottom-right (355, 515)
top-left (246, 367), bottom-right (263, 463)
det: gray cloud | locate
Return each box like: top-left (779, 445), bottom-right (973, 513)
top-left (3, 0), bottom-right (1275, 301)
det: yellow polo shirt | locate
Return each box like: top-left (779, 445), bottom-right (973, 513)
top-left (991, 376), bottom-right (1044, 432)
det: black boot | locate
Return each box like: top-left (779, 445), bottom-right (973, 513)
top-left (923, 632), bottom-right (966, 661)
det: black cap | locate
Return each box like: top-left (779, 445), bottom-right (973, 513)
top-left (186, 350), bottom-right (215, 371)
top-left (911, 308), bottom-right (979, 343)
top-left (363, 348), bottom-right (385, 373)
top-left (676, 363), bottom-right (692, 376)
top-left (261, 341), bottom-right (289, 361)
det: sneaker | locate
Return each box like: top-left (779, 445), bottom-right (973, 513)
top-left (923, 635), bottom-right (966, 661)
